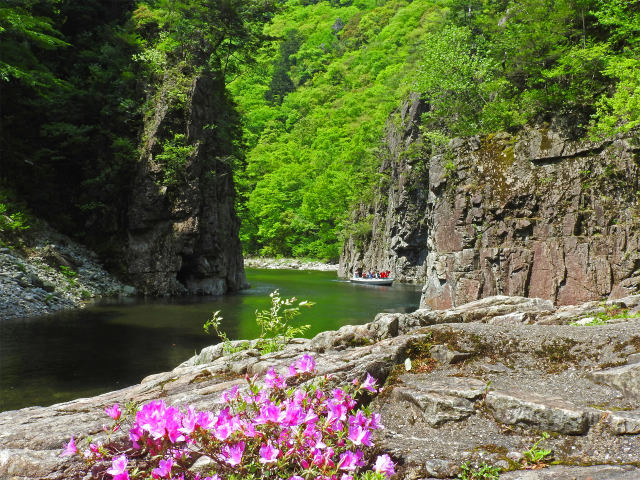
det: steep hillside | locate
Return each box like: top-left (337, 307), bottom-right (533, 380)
top-left (231, 0), bottom-right (640, 260)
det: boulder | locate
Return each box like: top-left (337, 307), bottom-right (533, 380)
top-left (589, 363), bottom-right (640, 398)
top-left (485, 390), bottom-right (596, 434)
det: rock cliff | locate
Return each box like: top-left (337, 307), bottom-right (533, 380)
top-left (126, 74), bottom-right (246, 296)
top-left (340, 97), bottom-right (640, 308)
top-left (2, 295), bottom-right (640, 479)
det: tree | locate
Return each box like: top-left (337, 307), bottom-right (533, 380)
top-left (0, 0), bottom-right (68, 88)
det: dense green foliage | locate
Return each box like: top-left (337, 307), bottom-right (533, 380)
top-left (231, 0), bottom-right (640, 260)
top-left (1, 0), bottom-right (638, 263)
top-left (1, 0), bottom-right (277, 263)
top-left (1, 0), bottom-right (142, 248)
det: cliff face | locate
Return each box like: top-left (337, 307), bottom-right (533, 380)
top-left (340, 97), bottom-right (640, 307)
top-left (126, 75), bottom-right (246, 296)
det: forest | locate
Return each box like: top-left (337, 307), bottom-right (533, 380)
top-left (1, 0), bottom-right (639, 262)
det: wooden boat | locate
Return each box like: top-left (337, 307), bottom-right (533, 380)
top-left (350, 277), bottom-right (394, 286)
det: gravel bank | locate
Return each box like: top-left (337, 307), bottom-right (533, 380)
top-left (0, 222), bottom-right (134, 320)
top-left (244, 257), bottom-right (338, 271)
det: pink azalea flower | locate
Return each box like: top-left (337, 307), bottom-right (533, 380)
top-left (222, 385), bottom-right (240, 403)
top-left (213, 422), bottom-right (232, 441)
top-left (85, 442), bottom-right (103, 460)
top-left (374, 454), bottom-right (396, 478)
top-left (220, 441), bottom-right (245, 466)
top-left (179, 406), bottom-right (197, 436)
top-left (254, 402), bottom-right (282, 424)
top-left (347, 425), bottom-right (372, 446)
top-left (280, 401), bottom-right (304, 427)
top-left (292, 389), bottom-right (308, 405)
top-left (289, 476), bottom-right (304, 480)
top-left (196, 411), bottom-right (215, 430)
top-left (105, 403), bottom-right (122, 420)
top-left (332, 388), bottom-right (348, 402)
top-left (136, 400), bottom-right (182, 441)
top-left (368, 412), bottom-right (381, 428)
top-left (152, 457), bottom-right (173, 478)
top-left (241, 420), bottom-right (257, 437)
top-left (129, 425), bottom-right (143, 449)
top-left (259, 442), bottom-right (280, 464)
top-left (212, 408), bottom-right (235, 440)
top-left (60, 436), bottom-right (77, 457)
top-left (361, 373), bottom-right (378, 393)
top-left (288, 354), bottom-right (316, 376)
top-left (337, 451), bottom-right (359, 471)
top-left (264, 367), bottom-right (287, 389)
top-left (341, 475), bottom-right (354, 480)
top-left (349, 411), bottom-right (368, 428)
top-left (326, 400), bottom-right (347, 423)
top-left (304, 409), bottom-right (319, 424)
top-left (106, 454), bottom-right (129, 480)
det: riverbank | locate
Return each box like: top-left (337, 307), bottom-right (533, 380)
top-left (244, 256), bottom-right (338, 271)
top-left (3, 294), bottom-right (640, 479)
top-left (0, 221), bottom-right (134, 320)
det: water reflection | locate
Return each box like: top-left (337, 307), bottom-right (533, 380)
top-left (0, 269), bottom-right (421, 411)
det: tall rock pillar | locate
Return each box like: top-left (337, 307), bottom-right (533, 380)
top-left (126, 74), bottom-right (247, 295)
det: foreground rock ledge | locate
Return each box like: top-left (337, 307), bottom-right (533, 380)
top-left (2, 295), bottom-right (640, 479)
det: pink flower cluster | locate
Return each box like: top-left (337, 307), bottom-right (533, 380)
top-left (62, 354), bottom-right (395, 480)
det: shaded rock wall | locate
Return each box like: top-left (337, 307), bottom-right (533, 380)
top-left (126, 75), bottom-right (246, 295)
top-left (340, 97), bottom-right (640, 307)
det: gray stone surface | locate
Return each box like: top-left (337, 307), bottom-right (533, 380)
top-left (0, 222), bottom-right (133, 320)
top-left (429, 344), bottom-right (472, 364)
top-left (243, 257), bottom-right (338, 271)
top-left (388, 375), bottom-right (487, 427)
top-left (604, 410), bottom-right (640, 435)
top-left (485, 390), bottom-right (595, 434)
top-left (589, 363), bottom-right (640, 398)
top-left (2, 297), bottom-right (640, 479)
top-left (126, 74), bottom-right (246, 296)
top-left (392, 387), bottom-right (476, 426)
top-left (499, 465), bottom-right (640, 479)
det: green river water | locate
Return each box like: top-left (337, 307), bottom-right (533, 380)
top-left (0, 268), bottom-right (421, 412)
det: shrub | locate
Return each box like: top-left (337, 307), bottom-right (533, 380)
top-left (457, 462), bottom-right (500, 480)
top-left (204, 290), bottom-right (313, 355)
top-left (0, 189), bottom-right (30, 233)
top-left (61, 354), bottom-right (396, 480)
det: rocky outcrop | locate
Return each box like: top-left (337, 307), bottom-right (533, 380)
top-left (2, 295), bottom-right (640, 479)
top-left (126, 74), bottom-right (246, 296)
top-left (340, 98), bottom-right (640, 307)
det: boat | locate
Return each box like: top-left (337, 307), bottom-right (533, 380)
top-left (350, 277), bottom-right (394, 286)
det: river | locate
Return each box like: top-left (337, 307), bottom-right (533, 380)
top-left (0, 269), bottom-right (421, 412)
